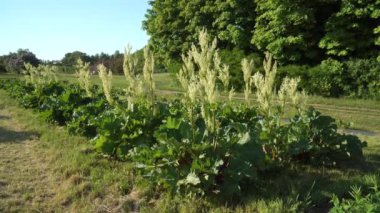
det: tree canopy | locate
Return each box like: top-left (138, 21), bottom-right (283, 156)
top-left (143, 0), bottom-right (256, 64)
top-left (143, 0), bottom-right (380, 65)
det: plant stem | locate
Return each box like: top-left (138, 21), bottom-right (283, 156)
top-left (191, 104), bottom-right (195, 144)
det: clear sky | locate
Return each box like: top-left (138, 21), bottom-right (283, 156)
top-left (0, 0), bottom-right (150, 60)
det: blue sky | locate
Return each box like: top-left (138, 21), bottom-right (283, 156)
top-left (0, 0), bottom-right (150, 60)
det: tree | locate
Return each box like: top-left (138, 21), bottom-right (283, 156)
top-left (3, 49), bottom-right (40, 73)
top-left (108, 51), bottom-right (124, 74)
top-left (143, 0), bottom-right (257, 66)
top-left (61, 51), bottom-right (90, 66)
top-left (0, 55), bottom-right (7, 73)
top-left (252, 0), bottom-right (337, 64)
top-left (200, 0), bottom-right (256, 51)
top-left (319, 0), bottom-right (380, 59)
top-left (143, 0), bottom-right (188, 63)
top-left (371, 1), bottom-right (380, 61)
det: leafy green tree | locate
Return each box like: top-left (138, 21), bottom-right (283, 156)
top-left (201, 0), bottom-right (256, 51)
top-left (319, 0), bottom-right (380, 58)
top-left (371, 2), bottom-right (380, 61)
top-left (106, 51), bottom-right (124, 74)
top-left (143, 0), bottom-right (256, 66)
top-left (62, 51), bottom-right (90, 66)
top-left (252, 0), bottom-right (336, 64)
top-left (143, 0), bottom-right (188, 62)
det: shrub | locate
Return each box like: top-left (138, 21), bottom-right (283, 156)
top-left (308, 59), bottom-right (345, 97)
top-left (344, 58), bottom-right (380, 99)
top-left (276, 57), bottom-right (380, 99)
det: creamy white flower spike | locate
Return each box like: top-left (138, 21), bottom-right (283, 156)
top-left (76, 58), bottom-right (92, 97)
top-left (98, 64), bottom-right (114, 105)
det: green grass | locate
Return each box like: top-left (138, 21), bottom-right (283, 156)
top-left (57, 72), bottom-right (182, 91)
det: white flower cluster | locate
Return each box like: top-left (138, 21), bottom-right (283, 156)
top-left (143, 47), bottom-right (156, 107)
top-left (75, 58), bottom-right (92, 97)
top-left (123, 45), bottom-right (144, 111)
top-left (177, 29), bottom-right (233, 133)
top-left (242, 52), bottom-right (307, 116)
top-left (23, 63), bottom-right (57, 91)
top-left (97, 64), bottom-right (114, 105)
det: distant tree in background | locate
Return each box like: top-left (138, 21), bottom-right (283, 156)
top-left (62, 51), bottom-right (91, 66)
top-left (59, 49), bottom-right (151, 74)
top-left (0, 56), bottom-right (7, 73)
top-left (0, 49), bottom-right (40, 73)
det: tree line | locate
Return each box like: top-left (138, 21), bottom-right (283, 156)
top-left (143, 0), bottom-right (380, 65)
top-left (0, 49), bottom-right (149, 74)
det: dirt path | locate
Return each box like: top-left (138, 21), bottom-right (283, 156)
top-left (0, 109), bottom-right (56, 212)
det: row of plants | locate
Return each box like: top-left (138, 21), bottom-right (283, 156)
top-left (0, 31), bottom-right (367, 204)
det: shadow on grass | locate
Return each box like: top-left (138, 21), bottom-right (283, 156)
top-left (0, 126), bottom-right (39, 143)
top-left (228, 155), bottom-right (380, 212)
top-left (0, 115), bottom-right (10, 120)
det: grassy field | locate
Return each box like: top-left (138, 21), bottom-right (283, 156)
top-left (1, 73), bottom-right (379, 132)
top-left (0, 89), bottom-right (380, 211)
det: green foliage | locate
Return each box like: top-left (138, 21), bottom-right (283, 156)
top-left (39, 84), bottom-right (93, 125)
top-left (61, 51), bottom-right (91, 67)
top-left (330, 177), bottom-right (380, 212)
top-left (276, 58), bottom-right (380, 98)
top-left (144, 0), bottom-right (379, 65)
top-left (93, 105), bottom-right (159, 159)
top-left (285, 108), bottom-right (366, 165)
top-left (252, 0), bottom-right (321, 63)
top-left (143, 0), bottom-right (256, 64)
top-left (320, 0), bottom-right (379, 59)
top-left (307, 58), bottom-right (380, 98)
top-left (67, 97), bottom-right (107, 137)
top-left (131, 103), bottom-right (265, 199)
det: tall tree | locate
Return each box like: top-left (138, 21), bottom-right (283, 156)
top-left (371, 1), bottom-right (380, 61)
top-left (252, 0), bottom-right (333, 64)
top-left (143, 0), bottom-right (256, 65)
top-left (201, 0), bottom-right (256, 51)
top-left (319, 0), bottom-right (380, 59)
top-left (143, 0), bottom-right (188, 63)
